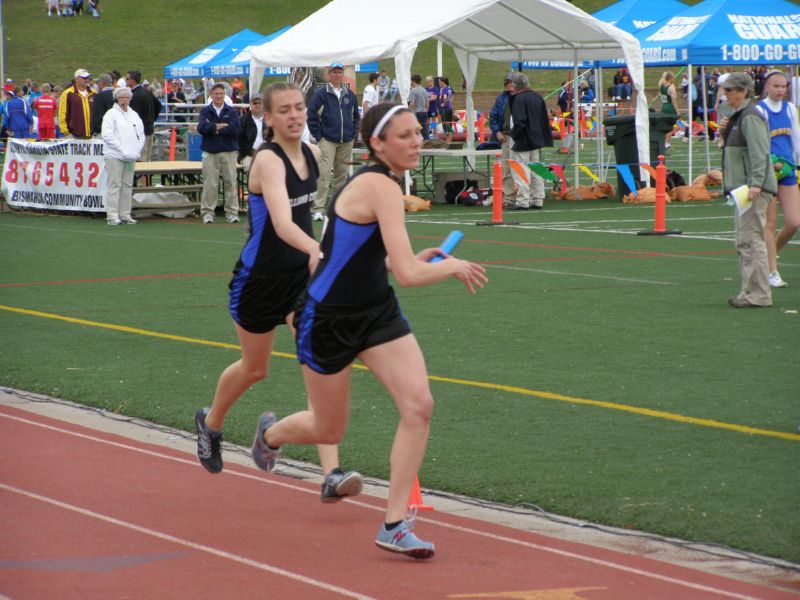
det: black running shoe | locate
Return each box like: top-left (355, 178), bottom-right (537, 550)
top-left (195, 408), bottom-right (223, 473)
top-left (320, 469), bottom-right (363, 503)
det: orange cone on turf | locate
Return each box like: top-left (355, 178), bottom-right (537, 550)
top-left (408, 476), bottom-right (434, 511)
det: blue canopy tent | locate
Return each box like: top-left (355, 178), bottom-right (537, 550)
top-left (634, 0), bottom-right (800, 67)
top-left (203, 26), bottom-right (293, 78)
top-left (593, 0), bottom-right (688, 34)
top-left (632, 0), bottom-right (800, 178)
top-left (165, 27), bottom-right (380, 81)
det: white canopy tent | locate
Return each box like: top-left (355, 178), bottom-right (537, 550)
top-left (250, 0), bottom-right (650, 184)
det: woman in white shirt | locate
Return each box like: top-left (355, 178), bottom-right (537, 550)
top-left (101, 87), bottom-right (145, 225)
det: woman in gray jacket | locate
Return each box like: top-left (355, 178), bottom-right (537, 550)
top-left (719, 72), bottom-right (778, 308)
top-left (102, 87), bottom-right (145, 225)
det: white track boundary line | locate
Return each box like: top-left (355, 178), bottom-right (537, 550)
top-left (0, 482), bottom-right (376, 600)
top-left (1, 411), bottom-right (765, 599)
top-left (487, 264), bottom-right (673, 285)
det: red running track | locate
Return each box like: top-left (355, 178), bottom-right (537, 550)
top-left (0, 404), bottom-right (795, 600)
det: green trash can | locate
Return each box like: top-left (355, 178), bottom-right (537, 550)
top-left (605, 112), bottom-right (679, 196)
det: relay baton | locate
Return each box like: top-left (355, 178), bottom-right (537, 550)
top-left (429, 230), bottom-right (464, 263)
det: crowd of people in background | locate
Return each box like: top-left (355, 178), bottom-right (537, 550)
top-left (45, 0), bottom-right (100, 18)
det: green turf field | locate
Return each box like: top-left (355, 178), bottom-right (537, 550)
top-left (1, 166), bottom-right (797, 563)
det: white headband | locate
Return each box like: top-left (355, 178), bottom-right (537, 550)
top-left (370, 105), bottom-right (407, 140)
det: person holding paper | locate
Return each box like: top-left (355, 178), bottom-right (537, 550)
top-left (719, 72), bottom-right (778, 308)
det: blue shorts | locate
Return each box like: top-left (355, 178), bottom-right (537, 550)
top-left (778, 172), bottom-right (798, 186)
top-left (294, 288), bottom-right (411, 374)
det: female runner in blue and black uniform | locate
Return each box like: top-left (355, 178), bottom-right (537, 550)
top-left (251, 103), bottom-right (488, 559)
top-left (195, 82), bottom-right (362, 503)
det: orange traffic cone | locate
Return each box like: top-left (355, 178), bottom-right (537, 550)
top-left (408, 476), bottom-right (434, 511)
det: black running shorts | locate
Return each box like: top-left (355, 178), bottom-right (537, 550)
top-left (229, 267), bottom-right (309, 334)
top-left (294, 288), bottom-right (411, 374)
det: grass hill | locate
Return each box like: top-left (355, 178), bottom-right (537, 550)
top-left (4, 0), bottom-right (705, 98)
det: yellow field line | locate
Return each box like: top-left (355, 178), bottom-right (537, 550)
top-left (2, 304), bottom-right (798, 442)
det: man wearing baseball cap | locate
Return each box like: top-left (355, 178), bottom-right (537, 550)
top-left (58, 68), bottom-right (96, 138)
top-left (306, 62), bottom-right (360, 220)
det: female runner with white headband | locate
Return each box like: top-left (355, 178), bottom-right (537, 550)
top-left (250, 102), bottom-right (488, 559)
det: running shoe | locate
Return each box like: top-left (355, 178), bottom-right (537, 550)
top-left (120, 217), bottom-right (137, 224)
top-left (251, 411), bottom-right (280, 471)
top-left (225, 214), bottom-right (240, 224)
top-left (769, 271), bottom-right (788, 288)
top-left (107, 219), bottom-right (122, 226)
top-left (195, 408), bottom-right (223, 474)
top-left (320, 469), bottom-right (364, 503)
top-left (202, 213), bottom-right (214, 224)
top-left (311, 211), bottom-right (325, 222)
top-left (375, 518), bottom-right (435, 559)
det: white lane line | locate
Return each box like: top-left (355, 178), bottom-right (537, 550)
top-left (486, 264), bottom-right (673, 285)
top-left (0, 412), bottom-right (766, 599)
top-left (0, 482), bottom-right (376, 600)
top-left (430, 519), bottom-right (761, 600)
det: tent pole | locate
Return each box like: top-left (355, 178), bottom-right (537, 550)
top-left (688, 63), bottom-right (693, 183)
top-left (701, 65), bottom-right (711, 174)
top-left (594, 65), bottom-right (601, 183)
top-left (573, 58), bottom-right (580, 190)
top-left (437, 41), bottom-right (443, 77)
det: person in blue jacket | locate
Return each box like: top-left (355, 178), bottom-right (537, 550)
top-left (579, 80), bottom-right (595, 104)
top-left (198, 83), bottom-right (242, 224)
top-left (488, 74), bottom-right (515, 206)
top-left (5, 88), bottom-right (33, 140)
top-left (306, 62), bottom-right (360, 221)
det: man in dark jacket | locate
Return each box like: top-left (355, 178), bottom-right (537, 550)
top-left (91, 73), bottom-right (115, 136)
top-left (489, 74), bottom-right (515, 207)
top-left (127, 70), bottom-right (155, 160)
top-left (306, 62), bottom-right (360, 220)
top-left (198, 82), bottom-right (241, 224)
top-left (508, 72), bottom-right (553, 210)
top-left (238, 93), bottom-right (264, 168)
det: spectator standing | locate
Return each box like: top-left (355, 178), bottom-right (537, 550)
top-left (438, 77), bottom-right (454, 136)
top-left (58, 68), bottom-right (95, 139)
top-left (26, 82), bottom-right (43, 113)
top-left (238, 92), bottom-right (265, 170)
top-left (33, 84), bottom-right (58, 140)
top-left (198, 82), bottom-right (242, 224)
top-left (91, 73), bottom-right (115, 136)
top-left (408, 74), bottom-right (429, 140)
top-left (362, 72), bottom-right (380, 115)
top-left (658, 71), bottom-right (678, 150)
top-left (377, 70), bottom-right (390, 101)
top-left (425, 76), bottom-right (439, 127)
top-left (556, 81), bottom-right (571, 116)
top-left (488, 74), bottom-right (515, 207)
top-left (5, 87), bottom-right (33, 139)
top-left (166, 80), bottom-right (187, 122)
top-left (127, 71), bottom-right (156, 160)
top-left (306, 62), bottom-right (360, 221)
top-left (579, 80), bottom-right (595, 103)
top-left (507, 72), bottom-right (553, 210)
top-left (101, 87), bottom-right (145, 226)
top-left (756, 70), bottom-right (800, 289)
top-left (388, 77), bottom-right (399, 103)
top-left (719, 72), bottom-right (777, 308)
